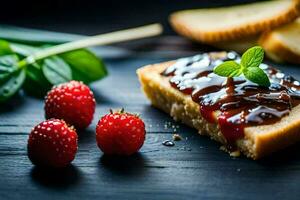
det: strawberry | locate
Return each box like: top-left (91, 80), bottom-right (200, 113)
top-left (44, 81), bottom-right (96, 129)
top-left (96, 109), bottom-right (146, 155)
top-left (27, 119), bottom-right (78, 168)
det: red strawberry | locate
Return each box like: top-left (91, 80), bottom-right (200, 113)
top-left (27, 119), bottom-right (78, 168)
top-left (45, 81), bottom-right (96, 129)
top-left (96, 109), bottom-right (146, 155)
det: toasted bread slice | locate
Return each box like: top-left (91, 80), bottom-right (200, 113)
top-left (259, 17), bottom-right (300, 64)
top-left (170, 0), bottom-right (300, 43)
top-left (137, 60), bottom-right (300, 159)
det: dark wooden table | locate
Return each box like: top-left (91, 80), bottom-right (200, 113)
top-left (1, 36), bottom-right (300, 200)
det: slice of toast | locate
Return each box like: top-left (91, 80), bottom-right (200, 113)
top-left (137, 58), bottom-right (300, 159)
top-left (259, 17), bottom-right (300, 64)
top-left (170, 0), bottom-right (300, 43)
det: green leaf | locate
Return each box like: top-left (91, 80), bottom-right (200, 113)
top-left (60, 49), bottom-right (107, 83)
top-left (243, 67), bottom-right (270, 87)
top-left (0, 40), bottom-right (13, 56)
top-left (10, 43), bottom-right (39, 57)
top-left (0, 69), bottom-right (25, 102)
top-left (42, 56), bottom-right (72, 85)
top-left (11, 44), bottom-right (108, 84)
top-left (0, 55), bottom-right (19, 79)
top-left (213, 61), bottom-right (242, 77)
top-left (0, 55), bottom-right (26, 102)
top-left (23, 63), bottom-right (52, 97)
top-left (0, 25), bottom-right (84, 45)
top-left (0, 54), bottom-right (19, 66)
top-left (241, 46), bottom-right (264, 69)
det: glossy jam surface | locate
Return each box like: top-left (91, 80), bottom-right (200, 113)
top-left (162, 52), bottom-right (300, 146)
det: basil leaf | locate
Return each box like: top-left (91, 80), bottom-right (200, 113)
top-left (0, 54), bottom-right (19, 66)
top-left (0, 55), bottom-right (26, 102)
top-left (23, 63), bottom-right (52, 97)
top-left (243, 67), bottom-right (270, 87)
top-left (241, 46), bottom-right (264, 69)
top-left (0, 40), bottom-right (13, 56)
top-left (27, 63), bottom-right (49, 85)
top-left (0, 55), bottom-right (19, 79)
top-left (42, 56), bottom-right (72, 85)
top-left (0, 25), bottom-right (84, 45)
top-left (213, 61), bottom-right (242, 77)
top-left (0, 69), bottom-right (25, 102)
top-left (9, 43), bottom-right (108, 84)
top-left (60, 49), bottom-right (107, 84)
top-left (10, 43), bottom-right (39, 58)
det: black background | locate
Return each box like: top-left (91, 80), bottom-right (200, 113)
top-left (1, 0), bottom-right (258, 35)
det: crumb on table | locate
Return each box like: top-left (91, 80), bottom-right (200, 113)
top-left (173, 133), bottom-right (183, 141)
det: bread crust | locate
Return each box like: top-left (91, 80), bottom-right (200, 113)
top-left (170, 0), bottom-right (300, 43)
top-left (259, 20), bottom-right (300, 64)
top-left (137, 61), bottom-right (300, 159)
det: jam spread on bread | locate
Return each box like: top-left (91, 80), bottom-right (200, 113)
top-left (162, 52), bottom-right (300, 149)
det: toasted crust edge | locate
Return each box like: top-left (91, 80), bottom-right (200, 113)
top-left (169, 0), bottom-right (300, 43)
top-left (137, 61), bottom-right (300, 159)
top-left (259, 30), bottom-right (300, 64)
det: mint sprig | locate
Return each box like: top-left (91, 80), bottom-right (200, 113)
top-left (0, 24), bottom-right (162, 103)
top-left (0, 41), bottom-right (107, 102)
top-left (213, 46), bottom-right (270, 87)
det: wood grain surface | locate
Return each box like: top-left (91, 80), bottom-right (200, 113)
top-left (1, 37), bottom-right (300, 200)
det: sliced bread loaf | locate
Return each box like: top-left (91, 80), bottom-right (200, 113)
top-left (170, 0), bottom-right (300, 43)
top-left (259, 17), bottom-right (300, 64)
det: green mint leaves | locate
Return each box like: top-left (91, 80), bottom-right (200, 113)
top-left (0, 24), bottom-right (163, 103)
top-left (0, 55), bottom-right (26, 102)
top-left (0, 40), bottom-right (107, 102)
top-left (213, 61), bottom-right (242, 77)
top-left (214, 46), bottom-right (270, 87)
top-left (241, 46), bottom-right (264, 68)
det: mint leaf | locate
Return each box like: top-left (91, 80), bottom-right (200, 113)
top-left (23, 63), bottom-right (52, 97)
top-left (241, 46), bottom-right (264, 69)
top-left (42, 56), bottom-right (72, 85)
top-left (10, 43), bottom-right (39, 57)
top-left (0, 69), bottom-right (26, 103)
top-left (243, 67), bottom-right (270, 87)
top-left (0, 40), bottom-right (13, 56)
top-left (214, 46), bottom-right (270, 87)
top-left (0, 55), bottom-right (19, 79)
top-left (12, 43), bottom-right (108, 84)
top-left (213, 61), bottom-right (242, 77)
top-left (0, 55), bottom-right (25, 103)
top-left (60, 49), bottom-right (107, 84)
top-left (0, 41), bottom-right (108, 103)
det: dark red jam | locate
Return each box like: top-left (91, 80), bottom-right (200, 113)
top-left (162, 52), bottom-right (300, 149)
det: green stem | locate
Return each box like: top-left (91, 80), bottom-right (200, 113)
top-left (20, 23), bottom-right (162, 66)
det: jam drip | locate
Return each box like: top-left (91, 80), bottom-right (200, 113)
top-left (162, 52), bottom-right (300, 148)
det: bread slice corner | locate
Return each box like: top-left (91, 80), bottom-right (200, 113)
top-left (259, 17), bottom-right (300, 64)
top-left (137, 60), bottom-right (300, 159)
top-left (170, 0), bottom-right (300, 43)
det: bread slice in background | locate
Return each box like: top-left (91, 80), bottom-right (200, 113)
top-left (137, 60), bottom-right (300, 159)
top-left (259, 17), bottom-right (300, 64)
top-left (170, 0), bottom-right (300, 43)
